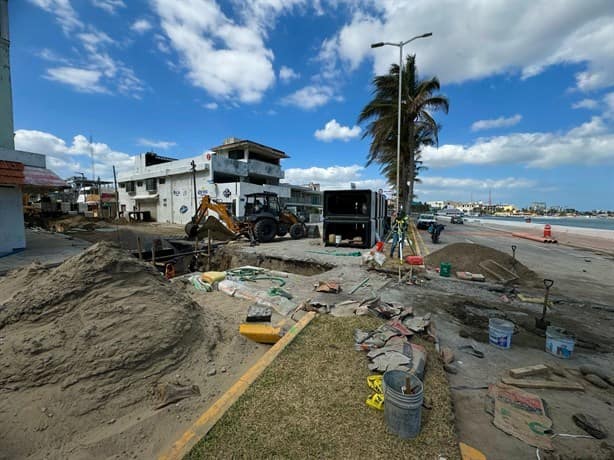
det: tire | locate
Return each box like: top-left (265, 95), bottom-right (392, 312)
top-left (254, 219), bottom-right (277, 243)
top-left (277, 223), bottom-right (290, 237)
top-left (289, 223), bottom-right (305, 240)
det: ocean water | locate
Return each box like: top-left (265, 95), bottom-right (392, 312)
top-left (477, 215), bottom-right (614, 231)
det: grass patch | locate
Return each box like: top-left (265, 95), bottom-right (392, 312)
top-left (186, 315), bottom-right (459, 459)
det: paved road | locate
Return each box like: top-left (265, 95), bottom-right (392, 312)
top-left (416, 218), bottom-right (614, 305)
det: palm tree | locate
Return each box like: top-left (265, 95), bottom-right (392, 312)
top-left (359, 55), bottom-right (448, 212)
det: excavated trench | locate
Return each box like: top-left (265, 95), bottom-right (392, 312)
top-left (207, 245), bottom-right (334, 277)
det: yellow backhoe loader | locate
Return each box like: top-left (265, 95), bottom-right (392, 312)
top-left (185, 192), bottom-right (305, 243)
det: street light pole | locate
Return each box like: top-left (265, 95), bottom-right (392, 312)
top-left (371, 32), bottom-right (432, 213)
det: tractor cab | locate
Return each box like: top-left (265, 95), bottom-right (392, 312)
top-left (244, 192), bottom-right (282, 221)
top-left (243, 192), bottom-right (305, 242)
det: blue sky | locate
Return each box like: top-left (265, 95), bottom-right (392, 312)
top-left (10, 0), bottom-right (614, 210)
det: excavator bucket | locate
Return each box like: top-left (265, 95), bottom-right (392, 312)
top-left (196, 215), bottom-right (238, 240)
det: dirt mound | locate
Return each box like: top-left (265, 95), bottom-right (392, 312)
top-left (0, 242), bottom-right (220, 458)
top-left (425, 243), bottom-right (541, 286)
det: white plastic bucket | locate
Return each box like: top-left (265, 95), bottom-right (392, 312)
top-left (546, 326), bottom-right (575, 359)
top-left (335, 235), bottom-right (342, 245)
top-left (489, 318), bottom-right (514, 349)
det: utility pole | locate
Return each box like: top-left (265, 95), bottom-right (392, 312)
top-left (191, 160), bottom-right (198, 213)
top-left (89, 134), bottom-right (95, 181)
top-left (112, 165), bottom-right (119, 219)
top-left (97, 176), bottom-right (102, 218)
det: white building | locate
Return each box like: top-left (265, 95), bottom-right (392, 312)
top-left (427, 200), bottom-right (445, 210)
top-left (117, 138), bottom-right (292, 224)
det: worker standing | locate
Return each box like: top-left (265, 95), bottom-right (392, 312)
top-left (389, 211), bottom-right (409, 258)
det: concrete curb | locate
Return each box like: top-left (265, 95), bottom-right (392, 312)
top-left (158, 311), bottom-right (317, 460)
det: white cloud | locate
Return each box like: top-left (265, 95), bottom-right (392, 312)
top-left (131, 19), bottom-right (153, 34)
top-left (14, 129), bottom-right (134, 180)
top-left (204, 102), bottom-right (219, 110)
top-left (152, 0), bottom-right (279, 103)
top-left (31, 1), bottom-right (144, 97)
top-left (44, 67), bottom-right (107, 93)
top-left (423, 116), bottom-right (614, 168)
top-left (321, 1), bottom-right (614, 92)
top-left (279, 65), bottom-right (300, 82)
top-left (605, 92), bottom-right (614, 118)
top-left (282, 85), bottom-right (334, 109)
top-left (420, 176), bottom-right (535, 190)
top-left (284, 164), bottom-right (387, 190)
top-left (137, 138), bottom-right (176, 149)
top-left (471, 114), bottom-right (522, 131)
top-left (572, 98), bottom-right (598, 110)
top-left (91, 0), bottom-right (126, 14)
top-left (314, 119), bottom-right (361, 141)
top-left (28, 0), bottom-right (82, 33)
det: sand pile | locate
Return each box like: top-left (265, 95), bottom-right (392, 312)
top-left (425, 242), bottom-right (541, 286)
top-left (0, 242), bottom-right (220, 457)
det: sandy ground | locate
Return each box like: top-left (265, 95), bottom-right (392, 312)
top-left (0, 242), bottom-right (270, 460)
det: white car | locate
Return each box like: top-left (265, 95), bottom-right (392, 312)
top-left (417, 214), bottom-right (437, 229)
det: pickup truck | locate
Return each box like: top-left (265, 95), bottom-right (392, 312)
top-left (416, 213), bottom-right (437, 229)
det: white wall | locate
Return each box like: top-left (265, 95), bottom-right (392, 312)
top-left (0, 185), bottom-right (25, 255)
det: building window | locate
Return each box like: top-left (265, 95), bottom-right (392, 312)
top-left (145, 178), bottom-right (157, 192)
top-left (137, 181), bottom-right (143, 187)
top-left (228, 149), bottom-right (244, 160)
top-left (119, 182), bottom-right (126, 188)
top-left (159, 177), bottom-right (166, 185)
top-left (125, 181), bottom-right (136, 193)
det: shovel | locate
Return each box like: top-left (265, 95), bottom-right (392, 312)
top-left (535, 279), bottom-right (554, 330)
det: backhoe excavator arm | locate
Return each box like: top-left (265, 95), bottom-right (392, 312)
top-left (185, 195), bottom-right (241, 238)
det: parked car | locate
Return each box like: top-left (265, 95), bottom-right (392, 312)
top-left (417, 213), bottom-right (437, 229)
top-left (451, 215), bottom-right (464, 224)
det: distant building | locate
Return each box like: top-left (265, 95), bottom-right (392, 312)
top-left (530, 201), bottom-right (547, 212)
top-left (117, 139), bottom-right (293, 224)
top-left (280, 183), bottom-right (323, 222)
top-left (427, 200), bottom-right (445, 210)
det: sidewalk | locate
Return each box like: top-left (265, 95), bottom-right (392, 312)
top-left (0, 229), bottom-right (90, 274)
top-left (469, 220), bottom-right (614, 255)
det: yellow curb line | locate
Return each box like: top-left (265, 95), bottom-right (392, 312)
top-left (409, 221), bottom-right (430, 257)
top-left (158, 311), bottom-right (317, 460)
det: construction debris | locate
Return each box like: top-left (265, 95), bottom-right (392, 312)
top-left (501, 377), bottom-right (584, 391)
top-left (246, 305), bottom-right (272, 322)
top-left (314, 280), bottom-right (342, 293)
top-left (154, 382), bottom-right (201, 409)
top-left (239, 323), bottom-right (282, 344)
top-left (572, 413), bottom-right (608, 439)
top-left (509, 364), bottom-right (550, 379)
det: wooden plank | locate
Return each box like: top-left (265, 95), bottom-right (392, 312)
top-left (502, 377), bottom-right (584, 391)
top-left (509, 364), bottom-right (549, 378)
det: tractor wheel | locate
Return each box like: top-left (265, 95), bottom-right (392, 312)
top-left (254, 219), bottom-right (277, 243)
top-left (290, 223), bottom-right (305, 240)
top-left (276, 223), bottom-right (290, 237)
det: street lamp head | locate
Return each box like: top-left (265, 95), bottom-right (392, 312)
top-left (420, 32), bottom-right (433, 38)
top-left (370, 42), bottom-right (385, 48)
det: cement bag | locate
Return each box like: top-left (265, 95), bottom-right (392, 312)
top-left (201, 271), bottom-right (226, 284)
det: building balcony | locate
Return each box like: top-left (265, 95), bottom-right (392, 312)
top-left (211, 156), bottom-right (248, 177)
top-left (247, 159), bottom-right (283, 179)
